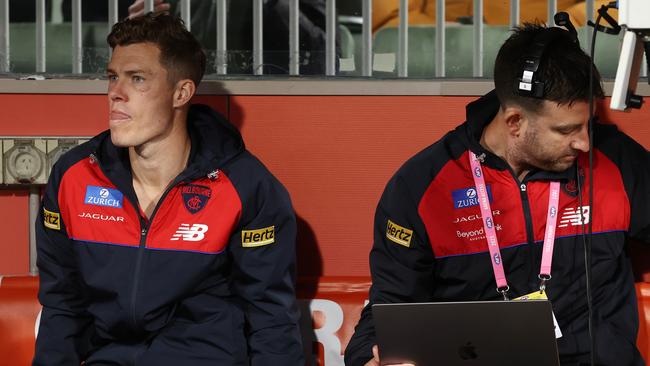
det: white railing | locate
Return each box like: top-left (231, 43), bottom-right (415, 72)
top-left (0, 0), bottom-right (646, 79)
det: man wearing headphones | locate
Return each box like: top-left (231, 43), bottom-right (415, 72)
top-left (345, 22), bottom-right (650, 366)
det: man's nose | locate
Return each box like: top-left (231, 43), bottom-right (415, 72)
top-left (571, 127), bottom-right (590, 153)
top-left (108, 80), bottom-right (126, 102)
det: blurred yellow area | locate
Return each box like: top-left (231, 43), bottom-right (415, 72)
top-left (373, 0), bottom-right (619, 32)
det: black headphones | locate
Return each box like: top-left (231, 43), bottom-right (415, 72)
top-left (514, 12), bottom-right (579, 99)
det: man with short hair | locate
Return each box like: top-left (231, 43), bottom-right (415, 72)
top-left (34, 13), bottom-right (303, 365)
top-left (345, 23), bottom-right (650, 366)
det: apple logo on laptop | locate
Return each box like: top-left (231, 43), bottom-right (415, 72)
top-left (458, 342), bottom-right (478, 360)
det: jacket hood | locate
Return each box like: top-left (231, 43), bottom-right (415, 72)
top-left (459, 90), bottom-right (508, 170)
top-left (465, 89), bottom-right (500, 145)
top-left (186, 103), bottom-right (245, 174)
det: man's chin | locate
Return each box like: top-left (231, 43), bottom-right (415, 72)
top-left (109, 123), bottom-right (138, 147)
top-left (549, 160), bottom-right (576, 172)
top-left (532, 157), bottom-right (575, 173)
top-left (109, 132), bottom-right (136, 148)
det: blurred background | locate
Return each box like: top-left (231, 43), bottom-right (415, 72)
top-left (0, 0), bottom-right (637, 79)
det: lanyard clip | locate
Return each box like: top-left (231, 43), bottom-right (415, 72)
top-left (538, 274), bottom-right (551, 294)
top-left (497, 286), bottom-right (510, 301)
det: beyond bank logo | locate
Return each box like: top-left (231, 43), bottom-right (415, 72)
top-left (451, 185), bottom-right (493, 209)
top-left (84, 186), bottom-right (123, 208)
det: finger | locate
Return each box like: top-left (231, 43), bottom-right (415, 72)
top-left (372, 345), bottom-right (415, 366)
top-left (372, 345), bottom-right (380, 361)
top-left (129, 1), bottom-right (171, 19)
top-left (128, 0), bottom-right (144, 15)
top-left (128, 10), bottom-right (145, 19)
top-left (364, 357), bottom-right (380, 366)
top-left (128, 1), bottom-right (145, 19)
top-left (153, 3), bottom-right (171, 13)
top-left (130, 0), bottom-right (166, 10)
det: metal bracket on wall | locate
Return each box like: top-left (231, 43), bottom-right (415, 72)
top-left (0, 136), bottom-right (90, 275)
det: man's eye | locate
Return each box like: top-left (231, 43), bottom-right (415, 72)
top-left (555, 127), bottom-right (574, 135)
top-left (107, 74), bottom-right (118, 81)
top-left (133, 75), bottom-right (145, 83)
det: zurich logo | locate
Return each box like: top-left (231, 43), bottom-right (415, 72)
top-left (452, 186), bottom-right (493, 209)
top-left (84, 186), bottom-right (123, 208)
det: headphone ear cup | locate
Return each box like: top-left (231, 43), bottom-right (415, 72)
top-left (513, 25), bottom-right (570, 99)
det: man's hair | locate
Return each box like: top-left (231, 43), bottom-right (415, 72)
top-left (107, 13), bottom-right (206, 87)
top-left (494, 23), bottom-right (604, 113)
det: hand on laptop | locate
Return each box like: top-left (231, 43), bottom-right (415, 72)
top-left (365, 345), bottom-right (415, 366)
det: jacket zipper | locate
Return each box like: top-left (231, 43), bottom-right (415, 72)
top-left (488, 155), bottom-right (554, 288)
top-left (130, 217), bottom-right (148, 330)
top-left (92, 153), bottom-right (197, 332)
top-left (517, 182), bottom-right (535, 246)
top-left (502, 164), bottom-right (535, 246)
top-left (506, 168), bottom-right (537, 286)
top-left (128, 176), bottom-right (190, 331)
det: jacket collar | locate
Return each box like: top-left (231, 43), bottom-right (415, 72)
top-left (92, 104), bottom-right (245, 199)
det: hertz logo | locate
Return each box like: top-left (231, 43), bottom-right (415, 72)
top-left (386, 220), bottom-right (413, 247)
top-left (242, 226), bottom-right (275, 247)
top-left (43, 208), bottom-right (61, 230)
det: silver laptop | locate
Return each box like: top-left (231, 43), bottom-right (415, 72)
top-left (373, 300), bottom-right (560, 366)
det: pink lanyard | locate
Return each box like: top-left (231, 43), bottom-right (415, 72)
top-left (469, 152), bottom-right (560, 300)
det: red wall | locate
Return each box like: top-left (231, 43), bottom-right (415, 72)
top-left (0, 93), bottom-right (648, 276)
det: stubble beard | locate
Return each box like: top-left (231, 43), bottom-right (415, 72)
top-left (518, 128), bottom-right (575, 173)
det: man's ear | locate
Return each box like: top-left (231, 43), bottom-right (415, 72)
top-left (502, 106), bottom-right (526, 138)
top-left (173, 79), bottom-right (196, 108)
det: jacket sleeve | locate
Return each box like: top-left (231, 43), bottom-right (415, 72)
top-left (33, 173), bottom-right (94, 366)
top-left (344, 174), bottom-right (436, 366)
top-left (622, 137), bottom-right (650, 243)
top-left (228, 172), bottom-right (303, 366)
top-left (596, 124), bottom-right (650, 243)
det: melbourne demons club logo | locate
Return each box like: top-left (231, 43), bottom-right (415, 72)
top-left (562, 168), bottom-right (585, 197)
top-left (181, 184), bottom-right (212, 214)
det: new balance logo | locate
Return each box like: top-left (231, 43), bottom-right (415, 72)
top-left (558, 206), bottom-right (590, 228)
top-left (171, 223), bottom-right (209, 241)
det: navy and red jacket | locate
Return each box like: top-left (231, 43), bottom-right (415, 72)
top-left (345, 91), bottom-right (650, 366)
top-left (34, 104), bottom-right (303, 366)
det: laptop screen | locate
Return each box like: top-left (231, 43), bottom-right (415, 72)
top-left (373, 300), bottom-right (560, 366)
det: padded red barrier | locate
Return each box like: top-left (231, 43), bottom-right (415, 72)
top-left (637, 283), bottom-right (650, 361)
top-left (0, 276), bottom-right (648, 365)
top-left (0, 276), bottom-right (40, 366)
